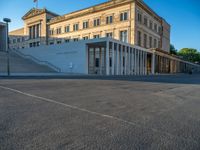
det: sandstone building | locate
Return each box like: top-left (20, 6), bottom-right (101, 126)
top-left (9, 0), bottom-right (170, 51)
top-left (7, 0), bottom-right (200, 75)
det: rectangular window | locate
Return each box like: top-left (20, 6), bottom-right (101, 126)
top-left (73, 23), bottom-right (79, 31)
top-left (149, 21), bottom-right (153, 30)
top-left (149, 36), bottom-right (152, 48)
top-left (57, 41), bottom-right (62, 44)
top-left (120, 30), bottom-right (128, 43)
top-left (94, 18), bottom-right (100, 27)
top-left (22, 37), bottom-right (25, 42)
top-left (49, 29), bottom-right (54, 35)
top-left (65, 39), bottom-right (70, 43)
top-left (154, 23), bottom-right (158, 32)
top-left (36, 42), bottom-right (40, 46)
top-left (56, 28), bottom-right (61, 34)
top-left (83, 21), bottom-right (89, 29)
top-left (106, 16), bottom-right (113, 24)
top-left (144, 17), bottom-right (148, 26)
top-left (109, 58), bottom-right (112, 67)
top-left (137, 13), bottom-right (142, 23)
top-left (83, 36), bottom-right (89, 40)
top-left (154, 39), bottom-right (157, 48)
top-left (106, 32), bottom-right (113, 38)
top-left (137, 31), bottom-right (141, 46)
top-left (93, 34), bottom-right (100, 39)
top-left (29, 43), bottom-right (32, 47)
top-left (65, 26), bottom-right (70, 33)
top-left (120, 12), bottom-right (128, 21)
top-left (144, 34), bottom-right (147, 48)
top-left (73, 38), bottom-right (79, 42)
top-left (13, 39), bottom-right (16, 44)
top-left (17, 38), bottom-right (20, 43)
top-left (95, 58), bottom-right (99, 67)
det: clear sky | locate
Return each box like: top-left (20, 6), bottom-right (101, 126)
top-left (0, 0), bottom-right (200, 51)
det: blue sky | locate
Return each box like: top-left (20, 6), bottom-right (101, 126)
top-left (0, 0), bottom-right (200, 50)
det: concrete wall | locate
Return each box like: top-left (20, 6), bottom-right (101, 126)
top-left (0, 23), bottom-right (7, 51)
top-left (16, 39), bottom-right (90, 73)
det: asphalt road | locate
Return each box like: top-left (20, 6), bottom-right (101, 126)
top-left (0, 74), bottom-right (200, 150)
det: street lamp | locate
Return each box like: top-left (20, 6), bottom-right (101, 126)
top-left (3, 18), bottom-right (11, 76)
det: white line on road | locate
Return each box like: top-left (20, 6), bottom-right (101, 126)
top-left (0, 85), bottom-right (198, 144)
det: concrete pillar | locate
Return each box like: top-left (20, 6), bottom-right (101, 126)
top-left (138, 50), bottom-right (141, 75)
top-left (116, 44), bottom-right (119, 75)
top-left (112, 42), bottom-right (115, 75)
top-left (128, 47), bottom-right (131, 75)
top-left (124, 47), bottom-right (127, 75)
top-left (135, 49), bottom-right (138, 75)
top-left (145, 52), bottom-right (147, 75)
top-left (99, 47), bottom-right (102, 75)
top-left (106, 41), bottom-right (110, 75)
top-left (142, 51), bottom-right (144, 75)
top-left (151, 52), bottom-right (155, 75)
top-left (141, 51), bottom-right (144, 75)
top-left (139, 51), bottom-right (142, 75)
top-left (134, 48), bottom-right (136, 75)
top-left (120, 45), bottom-right (123, 75)
top-left (130, 48), bottom-right (133, 75)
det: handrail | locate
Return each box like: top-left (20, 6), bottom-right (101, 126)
top-left (11, 49), bottom-right (61, 72)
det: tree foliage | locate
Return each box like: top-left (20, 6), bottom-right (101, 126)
top-left (170, 44), bottom-right (177, 55)
top-left (178, 48), bottom-right (200, 63)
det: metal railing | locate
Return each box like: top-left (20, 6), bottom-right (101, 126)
top-left (11, 49), bottom-right (61, 72)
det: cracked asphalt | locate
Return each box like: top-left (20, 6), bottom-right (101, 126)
top-left (0, 74), bottom-right (200, 150)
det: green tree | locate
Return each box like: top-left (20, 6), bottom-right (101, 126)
top-left (178, 48), bottom-right (200, 63)
top-left (170, 44), bottom-right (177, 55)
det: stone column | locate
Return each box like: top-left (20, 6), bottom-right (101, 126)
top-left (116, 44), bottom-right (119, 75)
top-left (124, 47), bottom-right (127, 75)
top-left (151, 52), bottom-right (155, 75)
top-left (120, 45), bottom-right (123, 75)
top-left (139, 51), bottom-right (141, 75)
top-left (112, 42), bottom-right (115, 75)
top-left (145, 52), bottom-right (147, 75)
top-left (106, 41), bottom-right (110, 75)
top-left (99, 47), bottom-right (102, 75)
top-left (128, 47), bottom-right (131, 75)
top-left (141, 51), bottom-right (144, 75)
top-left (134, 49), bottom-right (137, 75)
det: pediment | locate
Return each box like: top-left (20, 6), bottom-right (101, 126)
top-left (22, 8), bottom-right (46, 20)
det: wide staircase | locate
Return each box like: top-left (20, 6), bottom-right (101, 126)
top-left (0, 51), bottom-right (57, 74)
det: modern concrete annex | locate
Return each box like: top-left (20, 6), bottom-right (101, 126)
top-left (7, 0), bottom-right (200, 74)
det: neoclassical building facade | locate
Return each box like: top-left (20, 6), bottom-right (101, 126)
top-left (9, 0), bottom-right (170, 52)
top-left (8, 0), bottom-right (199, 74)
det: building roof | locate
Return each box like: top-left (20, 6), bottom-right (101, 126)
top-left (9, 28), bottom-right (24, 36)
top-left (0, 22), bottom-right (6, 26)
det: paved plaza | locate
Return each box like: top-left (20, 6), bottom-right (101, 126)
top-left (0, 74), bottom-right (200, 150)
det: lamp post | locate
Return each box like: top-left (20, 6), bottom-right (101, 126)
top-left (3, 18), bottom-right (11, 76)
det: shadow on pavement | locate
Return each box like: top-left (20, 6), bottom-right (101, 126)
top-left (0, 73), bottom-right (200, 85)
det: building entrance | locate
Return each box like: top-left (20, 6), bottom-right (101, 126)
top-left (88, 47), bottom-right (106, 75)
